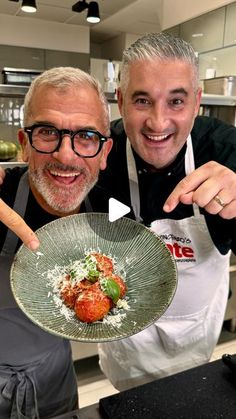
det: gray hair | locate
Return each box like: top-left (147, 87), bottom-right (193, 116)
top-left (120, 32), bottom-right (199, 92)
top-left (23, 66), bottom-right (110, 135)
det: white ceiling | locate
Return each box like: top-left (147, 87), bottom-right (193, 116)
top-left (2, 0), bottom-right (162, 43)
top-left (1, 0), bottom-right (235, 44)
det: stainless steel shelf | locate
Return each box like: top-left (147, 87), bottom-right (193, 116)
top-left (201, 93), bottom-right (236, 106)
top-left (0, 161), bottom-right (27, 168)
top-left (0, 84), bottom-right (28, 98)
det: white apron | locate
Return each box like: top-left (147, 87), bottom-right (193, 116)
top-left (98, 136), bottom-right (231, 391)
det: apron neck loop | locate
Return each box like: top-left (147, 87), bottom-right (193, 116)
top-left (126, 135), bottom-right (201, 221)
top-left (126, 140), bottom-right (143, 223)
top-left (84, 196), bottom-right (93, 212)
top-left (185, 135), bottom-right (200, 217)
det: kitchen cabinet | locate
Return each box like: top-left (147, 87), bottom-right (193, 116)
top-left (0, 45), bottom-right (44, 82)
top-left (164, 25), bottom-right (180, 38)
top-left (0, 44), bottom-right (90, 83)
top-left (45, 50), bottom-right (89, 73)
top-left (164, 2), bottom-right (236, 79)
top-left (180, 7), bottom-right (225, 53)
top-left (224, 2), bottom-right (236, 47)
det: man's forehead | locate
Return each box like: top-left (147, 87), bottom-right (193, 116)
top-left (31, 85), bottom-right (102, 109)
top-left (126, 58), bottom-right (195, 89)
top-left (35, 83), bottom-right (93, 95)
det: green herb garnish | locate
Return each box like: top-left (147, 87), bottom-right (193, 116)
top-left (100, 278), bottom-right (120, 303)
top-left (88, 269), bottom-right (100, 283)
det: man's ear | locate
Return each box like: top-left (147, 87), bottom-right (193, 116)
top-left (18, 129), bottom-right (30, 162)
top-left (194, 87), bottom-right (202, 118)
top-left (117, 88), bottom-right (123, 116)
top-left (100, 138), bottom-right (113, 171)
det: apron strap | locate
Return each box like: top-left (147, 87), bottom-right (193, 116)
top-left (126, 140), bottom-right (143, 223)
top-left (1, 171), bottom-right (29, 256)
top-left (185, 135), bottom-right (200, 217)
top-left (84, 196), bottom-right (93, 212)
top-left (1, 369), bottom-right (39, 419)
top-left (126, 135), bottom-right (201, 221)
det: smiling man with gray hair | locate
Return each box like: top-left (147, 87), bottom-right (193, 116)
top-left (97, 32), bottom-right (236, 391)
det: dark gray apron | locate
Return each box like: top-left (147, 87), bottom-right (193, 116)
top-left (0, 172), bottom-right (78, 418)
top-left (0, 172), bottom-right (29, 309)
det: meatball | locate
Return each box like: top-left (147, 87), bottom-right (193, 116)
top-left (91, 252), bottom-right (114, 276)
top-left (74, 284), bottom-right (112, 323)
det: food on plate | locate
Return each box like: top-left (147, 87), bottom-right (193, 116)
top-left (110, 274), bottom-right (127, 298)
top-left (91, 252), bottom-right (113, 276)
top-left (59, 252), bottom-right (127, 323)
top-left (74, 282), bottom-right (113, 323)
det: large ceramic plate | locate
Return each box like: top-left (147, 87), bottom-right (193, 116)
top-left (10, 213), bottom-right (177, 342)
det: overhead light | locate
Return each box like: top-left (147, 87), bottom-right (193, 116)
top-left (72, 0), bottom-right (88, 13)
top-left (21, 0), bottom-right (37, 13)
top-left (72, 1), bottom-right (100, 24)
top-left (87, 1), bottom-right (100, 23)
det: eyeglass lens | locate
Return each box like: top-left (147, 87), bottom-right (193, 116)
top-left (31, 125), bottom-right (101, 157)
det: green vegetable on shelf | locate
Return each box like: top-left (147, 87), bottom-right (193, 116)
top-left (0, 140), bottom-right (18, 160)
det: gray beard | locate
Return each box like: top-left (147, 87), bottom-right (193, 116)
top-left (29, 164), bottom-right (98, 214)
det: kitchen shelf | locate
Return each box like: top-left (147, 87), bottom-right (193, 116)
top-left (0, 84), bottom-right (28, 98)
top-left (201, 93), bottom-right (236, 106)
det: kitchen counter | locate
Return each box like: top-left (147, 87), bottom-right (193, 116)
top-left (79, 357), bottom-right (236, 418)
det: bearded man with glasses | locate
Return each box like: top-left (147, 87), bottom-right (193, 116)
top-left (0, 67), bottom-right (112, 418)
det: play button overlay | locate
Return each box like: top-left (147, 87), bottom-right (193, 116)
top-left (109, 198), bottom-right (130, 222)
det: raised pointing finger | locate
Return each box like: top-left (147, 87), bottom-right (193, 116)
top-left (163, 162), bottom-right (229, 212)
top-left (0, 198), bottom-right (40, 250)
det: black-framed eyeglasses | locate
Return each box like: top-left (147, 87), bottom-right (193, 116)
top-left (24, 124), bottom-right (109, 158)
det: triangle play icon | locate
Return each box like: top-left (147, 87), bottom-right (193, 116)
top-left (108, 198), bottom-right (130, 222)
